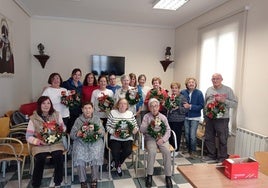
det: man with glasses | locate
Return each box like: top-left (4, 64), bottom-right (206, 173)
top-left (107, 73), bottom-right (121, 94)
top-left (203, 73), bottom-right (238, 163)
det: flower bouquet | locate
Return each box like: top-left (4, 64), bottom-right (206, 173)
top-left (40, 121), bottom-right (65, 144)
top-left (77, 122), bottom-right (101, 143)
top-left (114, 120), bottom-right (135, 139)
top-left (97, 92), bottom-right (114, 113)
top-left (125, 88), bottom-right (142, 105)
top-left (149, 89), bottom-right (164, 103)
top-left (164, 94), bottom-right (180, 110)
top-left (61, 90), bottom-right (81, 109)
top-left (147, 116), bottom-right (166, 140)
top-left (205, 100), bottom-right (226, 119)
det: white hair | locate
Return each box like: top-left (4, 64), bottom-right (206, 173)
top-left (148, 98), bottom-right (159, 106)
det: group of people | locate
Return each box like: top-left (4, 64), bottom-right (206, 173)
top-left (25, 68), bottom-right (237, 188)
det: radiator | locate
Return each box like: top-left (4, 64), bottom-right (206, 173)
top-left (234, 127), bottom-right (268, 158)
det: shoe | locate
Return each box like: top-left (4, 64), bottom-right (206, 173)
top-left (54, 183), bottom-right (61, 188)
top-left (117, 165), bottom-right (122, 177)
top-left (174, 151), bottom-right (179, 156)
top-left (81, 182), bottom-right (88, 188)
top-left (189, 151), bottom-right (197, 159)
top-left (110, 160), bottom-right (115, 169)
top-left (202, 156), bottom-right (217, 163)
top-left (90, 179), bottom-right (97, 188)
top-left (145, 175), bottom-right (152, 187)
top-left (165, 176), bottom-right (173, 188)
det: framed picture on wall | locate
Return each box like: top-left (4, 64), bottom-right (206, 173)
top-left (0, 13), bottom-right (14, 76)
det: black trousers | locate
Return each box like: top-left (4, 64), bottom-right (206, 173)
top-left (32, 150), bottom-right (63, 187)
top-left (169, 121), bottom-right (184, 152)
top-left (109, 140), bottom-right (132, 167)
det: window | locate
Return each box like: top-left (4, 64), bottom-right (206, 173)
top-left (198, 10), bottom-right (247, 132)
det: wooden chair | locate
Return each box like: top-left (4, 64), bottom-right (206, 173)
top-left (196, 122), bottom-right (205, 158)
top-left (0, 137), bottom-right (24, 188)
top-left (104, 132), bottom-right (140, 179)
top-left (141, 130), bottom-right (177, 176)
top-left (28, 134), bottom-right (70, 184)
top-left (254, 151), bottom-right (268, 176)
top-left (0, 117), bottom-right (29, 179)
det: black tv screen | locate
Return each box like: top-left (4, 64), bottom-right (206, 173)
top-left (91, 55), bottom-right (125, 76)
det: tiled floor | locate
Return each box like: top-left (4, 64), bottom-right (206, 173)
top-left (1, 151), bottom-right (205, 188)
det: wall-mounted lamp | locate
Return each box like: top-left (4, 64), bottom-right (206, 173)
top-left (160, 46), bottom-right (173, 72)
top-left (33, 43), bottom-right (50, 68)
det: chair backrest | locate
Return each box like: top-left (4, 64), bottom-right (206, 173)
top-left (254, 151), bottom-right (268, 176)
top-left (0, 117), bottom-right (10, 137)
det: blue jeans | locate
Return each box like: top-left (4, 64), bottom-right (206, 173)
top-left (184, 119), bottom-right (199, 153)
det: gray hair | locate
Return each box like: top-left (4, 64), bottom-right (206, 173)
top-left (148, 98), bottom-right (160, 107)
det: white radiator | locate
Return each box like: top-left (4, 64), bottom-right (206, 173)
top-left (234, 127), bottom-right (268, 158)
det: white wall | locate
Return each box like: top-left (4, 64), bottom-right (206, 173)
top-left (174, 0), bottom-right (268, 135)
top-left (30, 18), bottom-right (175, 100)
top-left (0, 0), bottom-right (31, 116)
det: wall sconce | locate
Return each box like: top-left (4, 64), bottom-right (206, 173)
top-left (33, 43), bottom-right (50, 68)
top-left (160, 46), bottom-right (173, 72)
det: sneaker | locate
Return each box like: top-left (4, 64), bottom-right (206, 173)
top-left (202, 156), bottom-right (217, 163)
top-left (189, 152), bottom-right (197, 159)
top-left (110, 160), bottom-right (115, 169)
top-left (117, 165), bottom-right (122, 177)
top-left (174, 151), bottom-right (179, 156)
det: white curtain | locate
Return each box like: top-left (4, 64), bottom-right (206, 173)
top-left (198, 9), bottom-right (247, 133)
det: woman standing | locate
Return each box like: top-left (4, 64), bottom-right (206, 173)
top-left (91, 75), bottom-right (114, 128)
top-left (62, 68), bottom-right (83, 133)
top-left (42, 73), bottom-right (70, 126)
top-left (82, 73), bottom-right (99, 103)
top-left (166, 82), bottom-right (188, 156)
top-left (137, 74), bottom-right (151, 123)
top-left (26, 96), bottom-right (66, 188)
top-left (114, 75), bottom-right (137, 115)
top-left (181, 77), bottom-right (204, 158)
top-left (144, 77), bottom-right (168, 115)
top-left (106, 98), bottom-right (138, 176)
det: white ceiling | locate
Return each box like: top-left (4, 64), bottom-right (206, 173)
top-left (15, 0), bottom-right (229, 28)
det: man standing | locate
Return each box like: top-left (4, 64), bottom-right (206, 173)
top-left (203, 73), bottom-right (237, 163)
top-left (106, 73), bottom-right (121, 94)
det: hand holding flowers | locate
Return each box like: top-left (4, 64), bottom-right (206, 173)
top-left (61, 90), bottom-right (81, 109)
top-left (39, 121), bottom-right (65, 145)
top-left (77, 122), bottom-right (101, 143)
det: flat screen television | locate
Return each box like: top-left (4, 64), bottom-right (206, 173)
top-left (91, 55), bottom-right (125, 76)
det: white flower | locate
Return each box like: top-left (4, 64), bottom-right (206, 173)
top-left (47, 135), bottom-right (57, 144)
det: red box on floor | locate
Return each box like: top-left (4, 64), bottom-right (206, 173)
top-left (223, 157), bottom-right (258, 180)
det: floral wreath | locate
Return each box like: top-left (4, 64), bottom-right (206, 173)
top-left (39, 121), bottom-right (65, 144)
top-left (149, 89), bottom-right (164, 102)
top-left (164, 94), bottom-right (181, 110)
top-left (61, 90), bottom-right (81, 109)
top-left (125, 89), bottom-right (142, 105)
top-left (205, 100), bottom-right (226, 119)
top-left (78, 122), bottom-right (101, 143)
top-left (114, 120), bottom-right (135, 139)
top-left (97, 92), bottom-right (114, 112)
top-left (147, 117), bottom-right (166, 140)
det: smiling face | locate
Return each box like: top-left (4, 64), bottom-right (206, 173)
top-left (72, 70), bottom-right (82, 83)
top-left (99, 76), bottom-right (108, 89)
top-left (212, 74), bottom-right (223, 89)
top-left (86, 74), bottom-right (95, 86)
top-left (118, 99), bottom-right (128, 113)
top-left (149, 100), bottom-right (160, 116)
top-left (41, 99), bottom-right (52, 114)
top-left (186, 79), bottom-right (196, 91)
top-left (171, 84), bottom-right (179, 95)
top-left (51, 75), bottom-right (61, 88)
